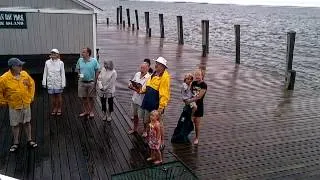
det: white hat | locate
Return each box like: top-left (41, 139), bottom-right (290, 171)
top-left (51, 49), bottom-right (59, 54)
top-left (155, 57), bottom-right (168, 68)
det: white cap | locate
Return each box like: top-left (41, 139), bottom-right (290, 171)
top-left (51, 49), bottom-right (59, 54)
top-left (154, 56), bottom-right (167, 68)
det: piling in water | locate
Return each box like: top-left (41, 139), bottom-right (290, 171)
top-left (148, 28), bottom-right (152, 37)
top-left (145, 12), bottom-right (150, 33)
top-left (201, 20), bottom-right (209, 55)
top-left (135, 10), bottom-right (139, 30)
top-left (235, 24), bottom-right (240, 64)
top-left (159, 14), bottom-right (164, 38)
top-left (126, 9), bottom-right (131, 27)
top-left (285, 31), bottom-right (296, 90)
top-left (116, 8), bottom-right (119, 25)
top-left (120, 6), bottom-right (122, 24)
top-left (177, 16), bottom-right (184, 45)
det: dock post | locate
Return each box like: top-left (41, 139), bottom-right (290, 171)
top-left (235, 24), bottom-right (240, 64)
top-left (144, 12), bottom-right (150, 33)
top-left (107, 18), bottom-right (109, 26)
top-left (117, 8), bottom-right (119, 25)
top-left (123, 20), bottom-right (125, 28)
top-left (159, 14), bottom-right (164, 38)
top-left (201, 20), bottom-right (209, 55)
top-left (285, 31), bottom-right (296, 90)
top-left (148, 28), bottom-right (152, 37)
top-left (120, 6), bottom-right (122, 24)
top-left (135, 10), bottom-right (139, 30)
top-left (132, 24), bottom-right (135, 31)
top-left (177, 16), bottom-right (184, 45)
top-left (126, 8), bottom-right (131, 27)
top-left (96, 48), bottom-right (100, 61)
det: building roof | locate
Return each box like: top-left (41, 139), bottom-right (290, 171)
top-left (71, 0), bottom-right (103, 12)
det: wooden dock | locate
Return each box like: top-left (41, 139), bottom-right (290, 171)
top-left (0, 23), bottom-right (320, 180)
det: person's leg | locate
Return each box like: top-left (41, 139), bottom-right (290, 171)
top-left (12, 125), bottom-right (20, 145)
top-left (154, 149), bottom-right (162, 164)
top-left (79, 82), bottom-right (89, 116)
top-left (129, 103), bottom-right (139, 133)
top-left (23, 107), bottom-right (37, 148)
top-left (51, 94), bottom-right (57, 114)
top-left (142, 110), bottom-right (150, 137)
top-left (100, 97), bottom-right (107, 120)
top-left (88, 97), bottom-right (94, 117)
top-left (159, 114), bottom-right (165, 150)
top-left (106, 97), bottom-right (114, 121)
top-left (193, 117), bottom-right (201, 144)
top-left (57, 93), bottom-right (63, 114)
top-left (24, 122), bottom-right (32, 141)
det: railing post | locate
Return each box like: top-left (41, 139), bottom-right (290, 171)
top-left (159, 14), bottom-right (164, 38)
top-left (119, 6), bottom-right (122, 24)
top-left (144, 12), bottom-right (150, 33)
top-left (235, 24), bottom-right (240, 64)
top-left (135, 10), bottom-right (139, 30)
top-left (285, 31), bottom-right (296, 90)
top-left (116, 8), bottom-right (119, 25)
top-left (126, 8), bottom-right (131, 27)
top-left (177, 16), bottom-right (184, 45)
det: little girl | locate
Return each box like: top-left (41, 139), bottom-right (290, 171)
top-left (181, 73), bottom-right (197, 113)
top-left (147, 110), bottom-right (162, 165)
top-left (42, 49), bottom-right (66, 115)
top-left (97, 60), bottom-right (117, 121)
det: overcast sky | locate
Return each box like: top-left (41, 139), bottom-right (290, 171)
top-left (150, 0), bottom-right (320, 7)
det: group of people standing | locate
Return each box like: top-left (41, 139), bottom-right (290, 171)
top-left (0, 47), bottom-right (207, 167)
top-left (127, 57), bottom-right (207, 164)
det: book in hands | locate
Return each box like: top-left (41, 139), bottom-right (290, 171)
top-left (130, 80), bottom-right (142, 89)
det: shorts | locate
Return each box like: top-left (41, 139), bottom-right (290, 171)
top-left (9, 106), bottom-right (31, 126)
top-left (131, 103), bottom-right (142, 117)
top-left (48, 89), bottom-right (63, 94)
top-left (78, 81), bottom-right (96, 98)
top-left (193, 105), bottom-right (204, 117)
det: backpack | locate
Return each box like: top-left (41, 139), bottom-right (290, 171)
top-left (171, 105), bottom-right (194, 144)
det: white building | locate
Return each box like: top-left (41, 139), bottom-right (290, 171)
top-left (0, 0), bottom-right (100, 73)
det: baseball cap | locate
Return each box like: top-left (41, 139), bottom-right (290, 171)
top-left (8, 58), bottom-right (25, 67)
top-left (51, 49), bottom-right (59, 54)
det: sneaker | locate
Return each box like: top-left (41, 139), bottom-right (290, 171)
top-left (142, 132), bottom-right (147, 137)
top-left (107, 116), bottom-right (112, 122)
top-left (102, 114), bottom-right (107, 121)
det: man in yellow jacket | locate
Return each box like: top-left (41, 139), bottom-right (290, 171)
top-left (0, 58), bottom-right (38, 152)
top-left (141, 57), bottom-right (170, 150)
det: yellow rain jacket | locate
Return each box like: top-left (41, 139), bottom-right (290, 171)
top-left (0, 70), bottom-right (35, 109)
top-left (141, 70), bottom-right (170, 111)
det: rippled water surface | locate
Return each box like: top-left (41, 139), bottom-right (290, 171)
top-left (91, 0), bottom-right (320, 89)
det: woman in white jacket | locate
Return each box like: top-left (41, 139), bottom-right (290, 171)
top-left (97, 60), bottom-right (117, 121)
top-left (42, 49), bottom-right (66, 116)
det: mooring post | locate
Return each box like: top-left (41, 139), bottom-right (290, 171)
top-left (285, 31), bottom-right (296, 90)
top-left (132, 24), bottom-right (135, 31)
top-left (126, 8), bottom-right (131, 27)
top-left (201, 20), bottom-right (209, 55)
top-left (177, 16), bottom-right (184, 45)
top-left (148, 28), bottom-right (152, 37)
top-left (144, 12), bottom-right (150, 33)
top-left (123, 20), bottom-right (125, 28)
top-left (235, 24), bottom-right (240, 64)
top-left (135, 10), bottom-right (139, 30)
top-left (159, 14), bottom-right (164, 38)
top-left (116, 8), bottom-right (119, 25)
top-left (119, 6), bottom-right (122, 24)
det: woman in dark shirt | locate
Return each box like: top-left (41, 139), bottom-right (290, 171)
top-left (187, 69), bottom-right (207, 145)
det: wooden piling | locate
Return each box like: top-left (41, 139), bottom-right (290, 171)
top-left (116, 8), bottom-right (119, 25)
top-left (123, 20), bottom-right (125, 28)
top-left (148, 28), bottom-right (151, 37)
top-left (126, 8), bottom-right (131, 27)
top-left (285, 31), bottom-right (296, 90)
top-left (132, 24), bottom-right (135, 31)
top-left (201, 20), bottom-right (209, 55)
top-left (135, 10), bottom-right (139, 30)
top-left (144, 12), bottom-right (150, 33)
top-left (177, 16), bottom-right (184, 45)
top-left (159, 14), bottom-right (164, 38)
top-left (235, 24), bottom-right (240, 64)
top-left (119, 6), bottom-right (123, 24)
top-left (107, 18), bottom-right (109, 25)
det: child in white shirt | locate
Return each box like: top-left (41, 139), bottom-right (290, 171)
top-left (181, 73), bottom-right (197, 113)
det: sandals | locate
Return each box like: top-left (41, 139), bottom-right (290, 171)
top-left (146, 157), bottom-right (153, 161)
top-left (27, 141), bottom-right (38, 149)
top-left (9, 144), bottom-right (19, 152)
top-left (51, 111), bottom-right (56, 115)
top-left (79, 112), bottom-right (88, 117)
top-left (153, 160), bottom-right (162, 165)
top-left (128, 129), bottom-right (137, 134)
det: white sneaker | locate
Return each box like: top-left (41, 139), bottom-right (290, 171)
top-left (102, 114), bottom-right (107, 121)
top-left (107, 116), bottom-right (112, 122)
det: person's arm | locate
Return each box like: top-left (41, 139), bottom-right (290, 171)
top-left (26, 73), bottom-right (35, 102)
top-left (75, 59), bottom-right (80, 74)
top-left (94, 59), bottom-right (100, 84)
top-left (0, 77), bottom-right (7, 106)
top-left (42, 61), bottom-right (48, 87)
top-left (187, 83), bottom-right (207, 103)
top-left (61, 62), bottom-right (66, 88)
top-left (156, 122), bottom-right (161, 144)
top-left (158, 74), bottom-right (170, 112)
